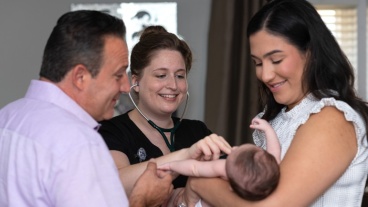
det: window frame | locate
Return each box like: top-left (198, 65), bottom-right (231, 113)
top-left (309, 0), bottom-right (367, 100)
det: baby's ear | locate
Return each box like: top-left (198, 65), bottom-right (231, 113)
top-left (231, 146), bottom-right (239, 151)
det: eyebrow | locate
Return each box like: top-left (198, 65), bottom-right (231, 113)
top-left (153, 68), bottom-right (186, 72)
top-left (251, 49), bottom-right (283, 60)
top-left (115, 66), bottom-right (127, 74)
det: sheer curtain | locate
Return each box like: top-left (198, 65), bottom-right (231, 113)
top-left (205, 0), bottom-right (267, 145)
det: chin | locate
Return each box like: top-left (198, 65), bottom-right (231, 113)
top-left (102, 111), bottom-right (114, 121)
top-left (163, 107), bottom-right (178, 113)
top-left (274, 96), bottom-right (287, 105)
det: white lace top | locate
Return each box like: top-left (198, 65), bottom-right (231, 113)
top-left (253, 94), bottom-right (368, 207)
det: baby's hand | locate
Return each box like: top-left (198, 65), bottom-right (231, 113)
top-left (250, 117), bottom-right (271, 132)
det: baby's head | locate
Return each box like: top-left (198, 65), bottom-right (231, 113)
top-left (225, 144), bottom-right (280, 201)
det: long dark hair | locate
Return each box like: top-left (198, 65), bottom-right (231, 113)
top-left (247, 0), bottom-right (368, 133)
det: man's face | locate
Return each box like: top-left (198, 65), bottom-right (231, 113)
top-left (83, 36), bottom-right (130, 121)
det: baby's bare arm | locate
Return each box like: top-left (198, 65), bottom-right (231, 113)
top-left (159, 159), bottom-right (227, 178)
top-left (250, 117), bottom-right (281, 163)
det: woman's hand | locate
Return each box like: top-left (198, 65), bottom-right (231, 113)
top-left (187, 133), bottom-right (232, 161)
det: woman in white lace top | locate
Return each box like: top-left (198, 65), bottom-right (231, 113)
top-left (180, 0), bottom-right (368, 206)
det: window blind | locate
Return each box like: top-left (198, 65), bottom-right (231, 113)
top-left (317, 7), bottom-right (357, 77)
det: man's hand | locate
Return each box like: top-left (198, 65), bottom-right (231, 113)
top-left (129, 160), bottom-right (174, 207)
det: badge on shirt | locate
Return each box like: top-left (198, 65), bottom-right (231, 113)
top-left (136, 147), bottom-right (146, 162)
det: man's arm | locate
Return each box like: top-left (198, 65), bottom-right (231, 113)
top-left (129, 161), bottom-right (173, 207)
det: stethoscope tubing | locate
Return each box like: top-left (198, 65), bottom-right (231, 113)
top-left (127, 83), bottom-right (189, 152)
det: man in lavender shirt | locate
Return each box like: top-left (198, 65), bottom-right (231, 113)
top-left (0, 10), bottom-right (173, 207)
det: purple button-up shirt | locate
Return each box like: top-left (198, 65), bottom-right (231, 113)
top-left (0, 80), bottom-right (128, 207)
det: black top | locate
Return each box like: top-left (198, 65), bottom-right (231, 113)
top-left (98, 111), bottom-right (212, 188)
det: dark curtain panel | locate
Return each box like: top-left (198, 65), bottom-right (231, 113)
top-left (205, 0), bottom-right (267, 146)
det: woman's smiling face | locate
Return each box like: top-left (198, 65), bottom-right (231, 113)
top-left (250, 30), bottom-right (308, 110)
top-left (132, 49), bottom-right (188, 117)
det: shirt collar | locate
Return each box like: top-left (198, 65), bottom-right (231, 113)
top-left (25, 80), bottom-right (99, 130)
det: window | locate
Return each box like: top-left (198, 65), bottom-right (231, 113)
top-left (317, 7), bottom-right (358, 86)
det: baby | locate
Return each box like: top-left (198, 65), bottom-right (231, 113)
top-left (159, 117), bottom-right (280, 206)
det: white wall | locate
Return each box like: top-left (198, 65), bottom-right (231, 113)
top-left (0, 0), bottom-right (211, 121)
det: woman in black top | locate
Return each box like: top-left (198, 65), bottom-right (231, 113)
top-left (99, 25), bottom-right (231, 196)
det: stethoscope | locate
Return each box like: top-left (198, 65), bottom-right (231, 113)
top-left (128, 82), bottom-right (189, 152)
